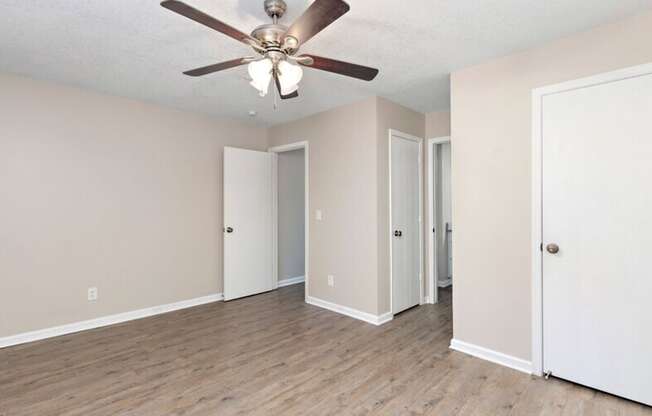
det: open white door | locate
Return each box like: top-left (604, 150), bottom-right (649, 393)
top-left (542, 71), bottom-right (652, 405)
top-left (391, 132), bottom-right (421, 314)
top-left (224, 147), bottom-right (273, 301)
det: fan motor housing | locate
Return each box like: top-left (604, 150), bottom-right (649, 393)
top-left (251, 23), bottom-right (288, 48)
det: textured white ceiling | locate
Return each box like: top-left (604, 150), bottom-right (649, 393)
top-left (0, 0), bottom-right (650, 126)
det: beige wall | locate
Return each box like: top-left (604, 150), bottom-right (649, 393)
top-left (277, 148), bottom-right (305, 281)
top-left (270, 97), bottom-right (427, 316)
top-left (425, 111), bottom-right (451, 139)
top-left (376, 97), bottom-right (425, 314)
top-left (450, 10), bottom-right (652, 360)
top-left (1, 72), bottom-right (436, 335)
top-left (0, 73), bottom-right (267, 337)
top-left (269, 97), bottom-right (380, 315)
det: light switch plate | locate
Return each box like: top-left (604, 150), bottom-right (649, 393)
top-left (316, 209), bottom-right (323, 221)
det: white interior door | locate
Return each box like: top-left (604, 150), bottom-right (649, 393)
top-left (542, 72), bottom-right (652, 405)
top-left (224, 147), bottom-right (273, 301)
top-left (391, 135), bottom-right (421, 314)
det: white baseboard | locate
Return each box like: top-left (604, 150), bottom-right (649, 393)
top-left (438, 279), bottom-right (452, 288)
top-left (376, 311), bottom-right (393, 325)
top-left (306, 296), bottom-right (393, 326)
top-left (278, 275), bottom-right (305, 288)
top-left (450, 339), bottom-right (532, 374)
top-left (0, 293), bottom-right (224, 349)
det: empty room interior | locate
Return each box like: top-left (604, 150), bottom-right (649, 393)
top-left (1, 1), bottom-right (652, 415)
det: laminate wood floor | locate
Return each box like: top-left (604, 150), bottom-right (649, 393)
top-left (1, 284), bottom-right (649, 416)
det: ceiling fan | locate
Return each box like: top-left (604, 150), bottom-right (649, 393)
top-left (161, 0), bottom-right (379, 100)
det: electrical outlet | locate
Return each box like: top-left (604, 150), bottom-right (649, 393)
top-left (88, 287), bottom-right (98, 301)
top-left (327, 275), bottom-right (334, 287)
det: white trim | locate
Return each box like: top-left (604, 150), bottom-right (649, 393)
top-left (437, 279), bottom-right (452, 288)
top-left (426, 136), bottom-right (451, 304)
top-left (530, 62), bottom-right (652, 377)
top-left (429, 137), bottom-right (452, 144)
top-left (388, 129), bottom-right (424, 315)
top-left (306, 296), bottom-right (393, 326)
top-left (0, 293), bottom-right (224, 349)
top-left (269, 141), bottom-right (308, 153)
top-left (271, 151), bottom-right (279, 289)
top-left (278, 275), bottom-right (305, 288)
top-left (450, 339), bottom-right (532, 375)
top-left (269, 141), bottom-right (309, 301)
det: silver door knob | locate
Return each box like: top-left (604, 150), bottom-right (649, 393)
top-left (546, 243), bottom-right (559, 254)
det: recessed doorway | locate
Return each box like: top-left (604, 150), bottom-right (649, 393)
top-left (427, 136), bottom-right (452, 304)
top-left (270, 141), bottom-right (310, 299)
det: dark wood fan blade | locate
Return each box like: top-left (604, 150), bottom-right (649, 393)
top-left (297, 54), bottom-right (379, 81)
top-left (274, 73), bottom-right (299, 100)
top-left (283, 0), bottom-right (349, 47)
top-left (183, 58), bottom-right (249, 77)
top-left (283, 89), bottom-right (299, 99)
top-left (161, 0), bottom-right (261, 48)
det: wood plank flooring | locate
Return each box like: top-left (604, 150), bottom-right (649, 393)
top-left (1, 285), bottom-right (649, 415)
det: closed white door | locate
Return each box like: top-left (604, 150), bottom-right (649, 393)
top-left (542, 72), bottom-right (652, 405)
top-left (391, 135), bottom-right (421, 314)
top-left (224, 147), bottom-right (273, 301)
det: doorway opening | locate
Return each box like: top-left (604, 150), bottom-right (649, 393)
top-left (427, 137), bottom-right (452, 304)
top-left (270, 141), bottom-right (309, 300)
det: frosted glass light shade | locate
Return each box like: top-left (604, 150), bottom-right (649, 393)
top-left (277, 60), bottom-right (303, 95)
top-left (248, 58), bottom-right (273, 96)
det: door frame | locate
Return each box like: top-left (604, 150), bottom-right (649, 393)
top-left (530, 62), bottom-right (652, 377)
top-left (389, 129), bottom-right (424, 315)
top-left (426, 136), bottom-right (451, 305)
top-left (269, 141), bottom-right (309, 300)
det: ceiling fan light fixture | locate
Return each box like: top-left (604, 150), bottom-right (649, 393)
top-left (162, 0), bottom-right (379, 102)
top-left (277, 60), bottom-right (303, 96)
top-left (280, 83), bottom-right (298, 96)
top-left (248, 58), bottom-right (273, 96)
top-left (282, 35), bottom-right (299, 49)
